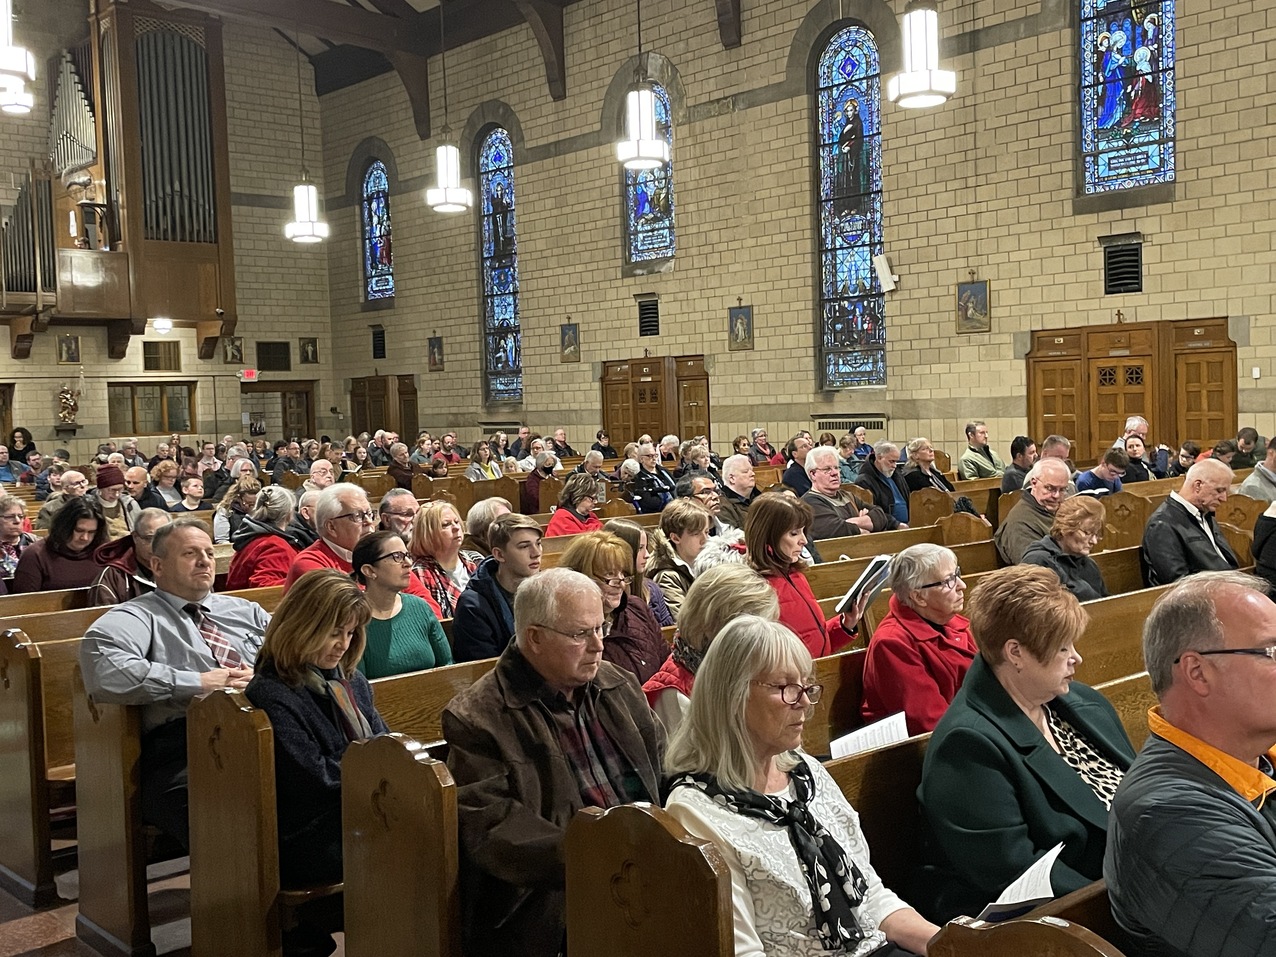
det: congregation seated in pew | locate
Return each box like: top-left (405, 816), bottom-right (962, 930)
top-left (855, 442), bottom-right (912, 529)
top-left (1020, 496), bottom-right (1110, 602)
top-left (861, 543), bottom-right (976, 736)
top-left (409, 499), bottom-right (480, 617)
top-left (11, 497), bottom-right (108, 593)
top-left (79, 519), bottom-right (271, 849)
top-left (225, 486), bottom-right (307, 590)
top-left (544, 472), bottom-right (604, 537)
top-left (88, 507), bottom-right (172, 604)
top-left (453, 512), bottom-right (544, 663)
top-left (351, 531), bottom-right (452, 678)
top-left (719, 453), bottom-right (763, 530)
top-left (645, 498), bottom-right (712, 621)
top-left (918, 565), bottom-right (1135, 923)
top-left (1140, 459), bottom-right (1240, 586)
top-left (605, 516), bottom-right (676, 626)
top-left (244, 569), bottom-right (386, 956)
top-left (375, 486), bottom-right (419, 536)
top-left (0, 492), bottom-right (36, 588)
top-left (901, 437), bottom-right (954, 494)
top-left (801, 445), bottom-right (888, 540)
top-left (664, 615), bottom-right (941, 957)
top-left (442, 567), bottom-right (665, 957)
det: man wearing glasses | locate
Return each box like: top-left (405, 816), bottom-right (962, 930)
top-left (801, 445), bottom-right (888, 540)
top-left (35, 468), bottom-right (89, 529)
top-left (283, 484), bottom-right (437, 606)
top-left (676, 474), bottom-right (735, 534)
top-left (443, 567), bottom-right (664, 957)
top-left (994, 458), bottom-right (1071, 565)
top-left (1140, 459), bottom-right (1239, 587)
top-left (1107, 571), bottom-right (1276, 957)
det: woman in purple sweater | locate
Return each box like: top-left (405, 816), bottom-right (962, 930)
top-left (11, 497), bottom-right (107, 592)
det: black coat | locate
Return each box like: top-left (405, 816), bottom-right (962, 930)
top-left (1140, 497), bottom-right (1239, 586)
top-left (452, 556), bottom-right (516, 663)
top-left (904, 466), bottom-right (954, 494)
top-left (856, 459), bottom-right (911, 523)
top-left (1021, 535), bottom-right (1109, 602)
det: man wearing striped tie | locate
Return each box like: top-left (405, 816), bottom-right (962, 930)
top-left (81, 518), bottom-right (272, 849)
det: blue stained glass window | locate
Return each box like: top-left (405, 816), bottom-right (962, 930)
top-left (479, 127), bottom-right (522, 403)
top-left (625, 84), bottom-right (675, 265)
top-left (362, 161), bottom-right (395, 300)
top-left (816, 26), bottom-right (885, 389)
top-left (1080, 0), bottom-right (1175, 194)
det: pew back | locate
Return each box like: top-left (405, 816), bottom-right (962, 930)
top-left (370, 658), bottom-right (498, 743)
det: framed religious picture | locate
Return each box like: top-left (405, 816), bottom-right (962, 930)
top-left (728, 305), bottom-right (754, 351)
top-left (560, 323), bottom-right (580, 362)
top-left (57, 334), bottom-right (81, 364)
top-left (956, 280), bottom-right (991, 334)
top-left (428, 336), bottom-right (444, 372)
top-left (299, 337), bottom-right (319, 364)
top-left (223, 336), bottom-right (245, 364)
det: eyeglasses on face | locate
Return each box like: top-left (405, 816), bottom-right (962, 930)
top-left (919, 567), bottom-right (962, 591)
top-left (1038, 483), bottom-right (1069, 495)
top-left (693, 488), bottom-right (720, 498)
top-left (812, 466), bottom-right (840, 475)
top-left (334, 509), bottom-right (377, 524)
top-left (1174, 645), bottom-right (1276, 664)
top-left (375, 550), bottom-right (412, 565)
top-left (534, 622), bottom-right (611, 642)
top-left (595, 575), bottom-right (633, 588)
top-left (754, 681), bottom-right (824, 705)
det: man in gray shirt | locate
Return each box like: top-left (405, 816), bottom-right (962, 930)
top-left (80, 519), bottom-right (271, 848)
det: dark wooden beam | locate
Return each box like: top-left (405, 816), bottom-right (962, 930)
top-left (9, 316), bottom-right (34, 360)
top-left (195, 319), bottom-right (226, 361)
top-left (105, 318), bottom-right (145, 361)
top-left (714, 0), bottom-right (742, 48)
top-left (509, 0), bottom-right (566, 100)
top-left (163, 0), bottom-right (431, 57)
top-left (388, 52), bottom-right (432, 140)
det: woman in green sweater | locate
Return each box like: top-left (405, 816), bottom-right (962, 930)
top-left (351, 530), bottom-right (453, 678)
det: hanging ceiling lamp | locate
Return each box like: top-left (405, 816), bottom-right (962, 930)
top-left (285, 28), bottom-right (328, 243)
top-left (615, 0), bottom-right (667, 170)
top-left (427, 0), bottom-right (472, 213)
top-left (0, 0), bottom-right (35, 115)
top-left (887, 0), bottom-right (956, 110)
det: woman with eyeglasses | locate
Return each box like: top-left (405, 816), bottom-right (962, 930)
top-left (351, 531), bottom-right (452, 678)
top-left (745, 492), bottom-right (857, 658)
top-left (559, 530), bottom-right (668, 683)
top-left (409, 500), bottom-right (480, 619)
top-left (545, 473), bottom-right (604, 537)
top-left (917, 565), bottom-right (1134, 923)
top-left (605, 518), bottom-right (675, 627)
top-left (861, 544), bottom-right (976, 736)
top-left (0, 493), bottom-right (35, 587)
top-left (464, 441), bottom-right (503, 482)
top-left (665, 615), bottom-right (940, 957)
top-left (1021, 496), bottom-right (1110, 602)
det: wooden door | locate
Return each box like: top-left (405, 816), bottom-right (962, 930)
top-left (397, 375), bottom-right (418, 440)
top-left (1088, 357), bottom-right (1152, 460)
top-left (0, 383), bottom-right (12, 443)
top-left (282, 391), bottom-right (311, 441)
top-left (1176, 351), bottom-right (1235, 447)
top-left (603, 382), bottom-right (633, 443)
top-left (630, 359), bottom-right (666, 439)
top-left (1031, 359), bottom-right (1083, 451)
top-left (350, 376), bottom-right (387, 437)
top-left (678, 377), bottom-right (710, 439)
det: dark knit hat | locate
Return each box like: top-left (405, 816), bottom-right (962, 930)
top-left (96, 465), bottom-right (125, 488)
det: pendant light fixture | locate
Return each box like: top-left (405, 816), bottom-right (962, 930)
top-left (887, 0), bottom-right (957, 110)
top-left (427, 0), bottom-right (472, 214)
top-left (615, 0), bottom-right (667, 170)
top-left (0, 0), bottom-right (35, 115)
top-left (284, 28), bottom-right (328, 243)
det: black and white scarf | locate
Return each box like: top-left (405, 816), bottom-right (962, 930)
top-left (667, 758), bottom-right (868, 950)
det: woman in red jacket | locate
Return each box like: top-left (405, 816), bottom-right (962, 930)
top-left (744, 492), bottom-right (856, 658)
top-left (226, 487), bottom-right (308, 589)
top-left (544, 473), bottom-right (604, 537)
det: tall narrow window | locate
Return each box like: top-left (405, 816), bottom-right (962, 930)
top-left (624, 83), bottom-right (675, 266)
top-left (478, 127), bottom-right (522, 403)
top-left (816, 25), bottom-right (885, 389)
top-left (362, 160), bottom-right (395, 300)
top-left (1080, 1), bottom-right (1175, 194)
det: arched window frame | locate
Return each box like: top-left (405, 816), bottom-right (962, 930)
top-left (623, 82), bottom-right (676, 269)
top-left (813, 23), bottom-right (886, 390)
top-left (477, 126), bottom-right (522, 405)
top-left (361, 159), bottom-right (395, 301)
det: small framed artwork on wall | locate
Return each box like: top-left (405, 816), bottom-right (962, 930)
top-left (560, 323), bottom-right (580, 362)
top-left (956, 280), bottom-right (991, 334)
top-left (428, 337), bottom-right (444, 372)
top-left (728, 305), bottom-right (754, 351)
top-left (57, 335), bottom-right (81, 364)
top-left (223, 336), bottom-right (245, 363)
top-left (299, 338), bottom-right (319, 364)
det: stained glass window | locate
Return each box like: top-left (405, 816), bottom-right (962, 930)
top-left (816, 25), bottom-right (885, 389)
top-left (362, 161), bottom-right (394, 300)
top-left (1080, 0), bottom-right (1175, 194)
top-left (624, 84), bottom-right (676, 265)
top-left (478, 127), bottom-right (522, 403)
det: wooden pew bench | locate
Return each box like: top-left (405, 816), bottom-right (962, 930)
top-left (370, 658), bottom-right (498, 745)
top-left (0, 585), bottom-right (95, 614)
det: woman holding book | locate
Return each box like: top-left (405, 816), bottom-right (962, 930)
top-left (860, 544), bottom-right (976, 735)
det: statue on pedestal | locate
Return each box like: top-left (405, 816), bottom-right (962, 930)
top-left (58, 384), bottom-right (80, 424)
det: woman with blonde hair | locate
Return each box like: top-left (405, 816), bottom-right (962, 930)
top-left (212, 473), bottom-right (261, 543)
top-left (226, 486), bottom-right (306, 589)
top-left (642, 563), bottom-right (780, 734)
top-left (605, 517), bottom-right (674, 626)
top-left (146, 459), bottom-right (181, 508)
top-left (409, 500), bottom-right (480, 617)
top-left (1021, 495), bottom-right (1109, 601)
top-left (665, 616), bottom-right (939, 955)
top-left (545, 472), bottom-right (604, 537)
top-left (246, 569), bottom-right (386, 953)
top-left (559, 530), bottom-right (668, 683)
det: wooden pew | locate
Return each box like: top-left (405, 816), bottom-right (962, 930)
top-left (0, 586), bottom-right (94, 614)
top-left (342, 733), bottom-right (461, 957)
top-left (187, 689), bottom-right (342, 957)
top-left (1073, 586), bottom-right (1171, 687)
top-left (1092, 672), bottom-right (1155, 750)
top-left (931, 916), bottom-right (1129, 956)
top-left (370, 658), bottom-right (499, 744)
top-left (1101, 491), bottom-right (1155, 551)
top-left (909, 487), bottom-right (958, 528)
top-left (803, 647), bottom-right (867, 758)
top-left (1214, 492), bottom-right (1266, 535)
top-left (806, 539), bottom-right (1000, 602)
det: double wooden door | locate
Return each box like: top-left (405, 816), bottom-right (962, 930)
top-left (1027, 319), bottom-right (1236, 461)
top-left (350, 375), bottom-right (417, 438)
top-left (601, 355), bottom-right (711, 444)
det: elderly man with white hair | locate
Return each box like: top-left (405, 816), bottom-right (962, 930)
top-left (35, 468), bottom-right (89, 529)
top-left (573, 449), bottom-right (609, 500)
top-left (718, 454), bottom-right (761, 530)
top-left (1140, 459), bottom-right (1239, 586)
top-left (801, 445), bottom-right (891, 540)
top-left (855, 441), bottom-right (912, 529)
top-left (629, 442), bottom-right (675, 514)
top-left (994, 458), bottom-right (1071, 564)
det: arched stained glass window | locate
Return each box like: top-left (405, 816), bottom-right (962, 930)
top-left (362, 161), bottom-right (394, 300)
top-left (624, 84), bottom-right (675, 265)
top-left (1080, 0), bottom-right (1175, 194)
top-left (478, 127), bottom-right (522, 403)
top-left (816, 25), bottom-right (885, 389)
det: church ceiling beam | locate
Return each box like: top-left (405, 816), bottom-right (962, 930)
top-left (509, 0), bottom-right (567, 100)
top-left (715, 0), bottom-right (741, 48)
top-left (8, 317), bottom-right (34, 361)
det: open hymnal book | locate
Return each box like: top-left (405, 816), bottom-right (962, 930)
top-left (975, 842), bottom-right (1065, 923)
top-left (834, 554), bottom-right (892, 618)
top-left (829, 712), bottom-right (908, 760)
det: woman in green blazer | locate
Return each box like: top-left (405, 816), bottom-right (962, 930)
top-left (916, 565), bottom-right (1135, 923)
